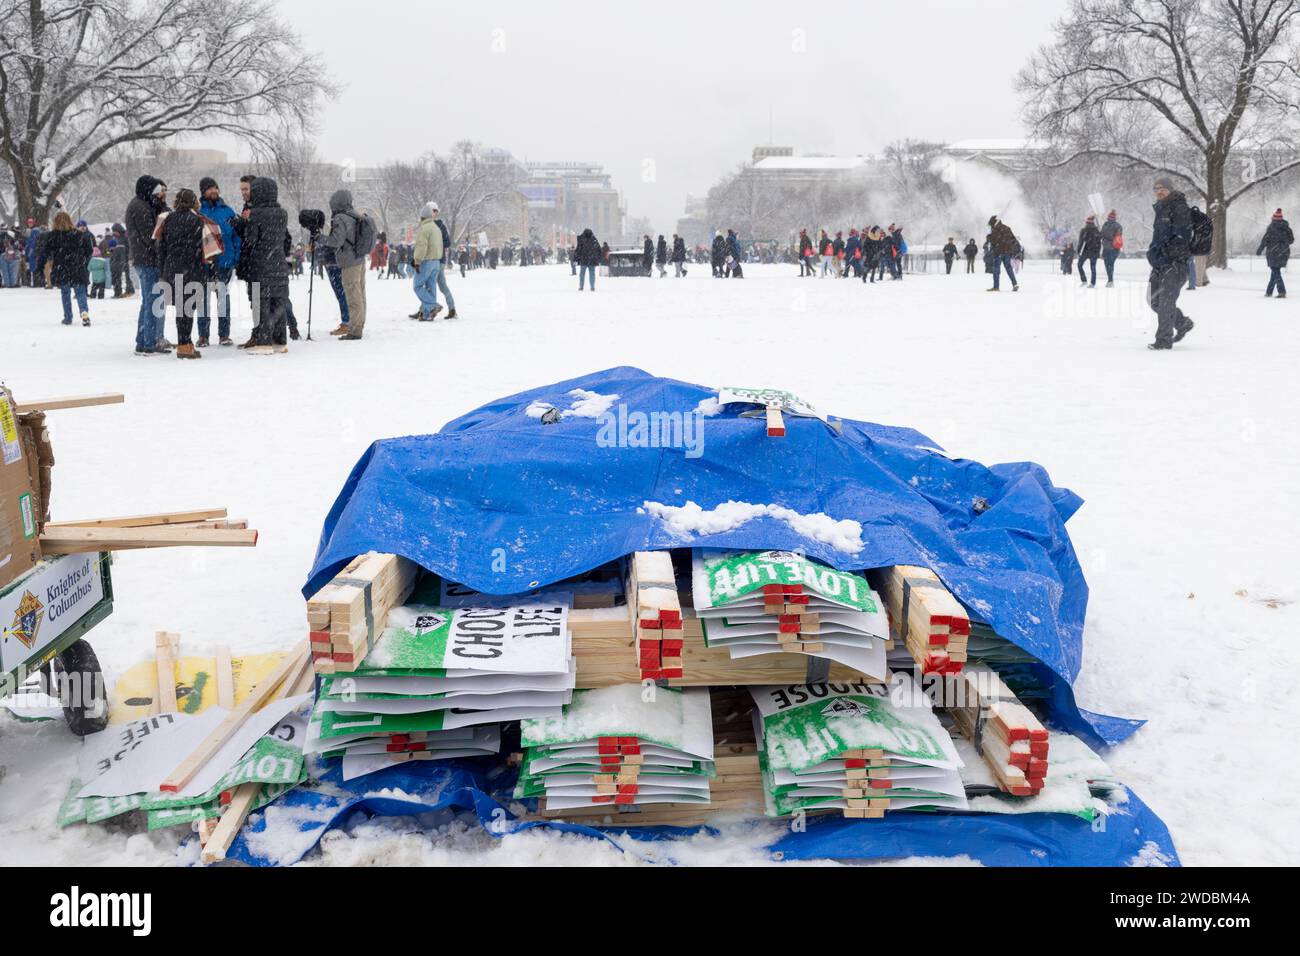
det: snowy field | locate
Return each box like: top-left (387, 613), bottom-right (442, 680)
top-left (0, 257), bottom-right (1297, 866)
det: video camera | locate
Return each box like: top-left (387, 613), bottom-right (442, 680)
top-left (298, 208), bottom-right (326, 238)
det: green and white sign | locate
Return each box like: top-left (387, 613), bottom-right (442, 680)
top-left (692, 550), bottom-right (878, 613)
top-left (717, 387), bottom-right (826, 422)
top-left (360, 604), bottom-right (569, 676)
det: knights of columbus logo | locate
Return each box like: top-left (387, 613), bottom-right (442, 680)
top-left (8, 590), bottom-right (44, 650)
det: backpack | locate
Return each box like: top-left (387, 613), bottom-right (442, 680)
top-left (1189, 207), bottom-right (1213, 255)
top-left (352, 211), bottom-right (378, 257)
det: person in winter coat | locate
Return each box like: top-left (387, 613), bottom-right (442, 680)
top-left (42, 211), bottom-right (94, 326)
top-left (642, 235), bottom-right (654, 276)
top-left (963, 238), bottom-right (978, 273)
top-left (888, 226), bottom-right (905, 280)
top-left (1077, 215), bottom-right (1102, 287)
top-left (942, 238), bottom-right (958, 274)
top-left (655, 235), bottom-right (668, 277)
top-left (125, 174), bottom-right (171, 353)
top-left (88, 247), bottom-right (109, 299)
top-left (1257, 208), bottom-right (1293, 298)
top-left (1100, 211), bottom-right (1123, 287)
top-left (726, 229), bottom-right (744, 278)
top-left (1146, 175), bottom-right (1194, 350)
top-left (108, 235), bottom-right (129, 297)
top-left (710, 232), bottom-right (727, 277)
top-left (1060, 241), bottom-right (1076, 275)
top-left (986, 216), bottom-right (1020, 292)
top-left (24, 220), bottom-right (44, 288)
top-left (0, 227), bottom-right (20, 289)
top-left (845, 229), bottom-right (863, 278)
top-left (411, 202), bottom-right (444, 321)
top-left (324, 189), bottom-right (367, 339)
top-left (832, 232), bottom-right (845, 276)
top-left (432, 206), bottom-right (458, 319)
top-left (197, 177), bottom-right (240, 346)
top-left (156, 188), bottom-right (208, 359)
top-left (797, 229), bottom-right (815, 277)
top-left (240, 177), bottom-right (292, 352)
top-left (575, 227), bottom-right (601, 291)
top-left (671, 234), bottom-right (687, 277)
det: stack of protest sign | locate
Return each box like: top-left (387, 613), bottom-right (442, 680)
top-left (692, 550), bottom-right (889, 679)
top-left (516, 684), bottom-right (715, 811)
top-left (872, 565), bottom-right (970, 676)
top-left (306, 602), bottom-right (574, 779)
top-left (944, 664), bottom-right (1049, 796)
top-left (629, 551), bottom-right (684, 681)
top-left (750, 678), bottom-right (966, 819)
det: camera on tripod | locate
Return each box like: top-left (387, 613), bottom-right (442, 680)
top-left (298, 208), bottom-right (326, 238)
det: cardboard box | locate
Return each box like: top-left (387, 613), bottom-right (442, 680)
top-left (0, 386), bottom-right (42, 589)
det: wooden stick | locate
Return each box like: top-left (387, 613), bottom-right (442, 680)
top-left (14, 392), bottom-right (124, 413)
top-left (40, 525), bottom-right (257, 553)
top-left (159, 641), bottom-right (308, 793)
top-left (155, 632), bottom-right (179, 713)
top-left (46, 507), bottom-right (228, 529)
top-left (215, 646), bottom-right (235, 709)
top-left (765, 406), bottom-right (786, 437)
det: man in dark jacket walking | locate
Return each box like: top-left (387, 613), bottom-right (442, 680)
top-left (1100, 211), bottom-right (1123, 287)
top-left (575, 227), bottom-right (601, 290)
top-left (671, 234), bottom-right (687, 277)
top-left (942, 238), bottom-right (958, 274)
top-left (1146, 175), bottom-right (1195, 350)
top-left (1257, 208), bottom-right (1293, 298)
top-left (963, 238), bottom-right (978, 273)
top-left (711, 232), bottom-right (727, 277)
top-left (1077, 215), bottom-right (1101, 287)
top-left (124, 174), bottom-right (170, 353)
top-left (241, 177), bottom-right (292, 353)
top-left (986, 216), bottom-right (1020, 292)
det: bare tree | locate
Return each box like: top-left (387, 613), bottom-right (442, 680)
top-left (370, 142), bottom-right (523, 243)
top-left (0, 0), bottom-right (333, 225)
top-left (1019, 0), bottom-right (1300, 266)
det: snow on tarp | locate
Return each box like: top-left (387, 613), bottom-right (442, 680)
top-left (306, 366), bottom-right (1138, 748)
top-left (223, 760), bottom-right (1180, 867)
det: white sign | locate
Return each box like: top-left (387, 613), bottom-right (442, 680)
top-left (1, 554), bottom-right (105, 673)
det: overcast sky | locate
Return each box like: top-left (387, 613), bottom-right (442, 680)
top-left (268, 0), bottom-right (1067, 233)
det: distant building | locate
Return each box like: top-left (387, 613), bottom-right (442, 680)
top-left (521, 160), bottom-right (625, 248)
top-left (675, 194), bottom-right (710, 248)
top-left (752, 145), bottom-right (794, 165)
top-left (748, 153), bottom-right (874, 185)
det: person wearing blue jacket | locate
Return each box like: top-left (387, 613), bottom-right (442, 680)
top-left (197, 177), bottom-right (240, 346)
top-left (1146, 175), bottom-right (1194, 350)
top-left (25, 220), bottom-right (43, 287)
top-left (726, 229), bottom-right (744, 278)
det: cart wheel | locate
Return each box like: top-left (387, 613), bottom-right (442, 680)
top-left (53, 640), bottom-right (109, 736)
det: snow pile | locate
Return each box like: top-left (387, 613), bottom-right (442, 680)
top-left (526, 388), bottom-right (620, 420)
top-left (642, 500), bottom-right (865, 554)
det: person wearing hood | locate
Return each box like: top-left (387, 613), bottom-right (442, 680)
top-left (240, 176), bottom-right (292, 353)
top-left (1100, 211), bottom-right (1123, 287)
top-left (1257, 208), bottom-right (1293, 299)
top-left (575, 227), bottom-right (601, 290)
top-left (125, 174), bottom-right (172, 353)
top-left (642, 235), bottom-right (654, 276)
top-left (963, 237), bottom-right (978, 273)
top-left (156, 188), bottom-right (207, 358)
top-left (323, 189), bottom-right (367, 339)
top-left (1077, 215), bottom-right (1101, 287)
top-left (711, 231), bottom-right (727, 277)
top-left (411, 201), bottom-right (444, 321)
top-left (1145, 175), bottom-right (1194, 350)
top-left (1060, 240), bottom-right (1076, 275)
top-left (726, 229), bottom-right (744, 278)
top-left (197, 176), bottom-right (240, 346)
top-left (671, 234), bottom-right (687, 277)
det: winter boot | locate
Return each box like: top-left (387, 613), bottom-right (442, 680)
top-left (1173, 319), bottom-right (1194, 343)
top-left (81, 312), bottom-right (90, 327)
top-left (329, 324), bottom-right (348, 335)
top-left (289, 327), bottom-right (301, 341)
top-left (196, 336), bottom-right (210, 348)
top-left (446, 309), bottom-right (458, 320)
top-left (176, 343), bottom-right (201, 359)
top-left (237, 336), bottom-right (260, 350)
top-left (219, 336), bottom-right (234, 346)
top-left (408, 310), bottom-right (422, 320)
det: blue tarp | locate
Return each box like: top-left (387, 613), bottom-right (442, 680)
top-left (306, 366), bottom-right (1139, 749)
top-left (225, 760), bottom-right (1180, 867)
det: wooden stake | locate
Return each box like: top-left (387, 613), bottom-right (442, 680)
top-left (14, 392), bottom-right (124, 414)
top-left (215, 646), bottom-right (235, 709)
top-left (46, 507), bottom-right (228, 529)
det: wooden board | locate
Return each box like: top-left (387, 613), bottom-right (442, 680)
top-left (46, 507), bottom-right (228, 529)
top-left (14, 392), bottom-right (124, 414)
top-left (41, 525), bottom-right (257, 553)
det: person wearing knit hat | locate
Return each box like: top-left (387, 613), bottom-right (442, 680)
top-left (197, 176), bottom-right (240, 345)
top-left (1256, 208), bottom-right (1293, 299)
top-left (1146, 174), bottom-right (1194, 349)
top-left (1077, 214), bottom-right (1102, 287)
top-left (1100, 210), bottom-right (1123, 287)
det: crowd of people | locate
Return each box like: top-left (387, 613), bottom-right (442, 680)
top-left (2, 169), bottom-right (1292, 356)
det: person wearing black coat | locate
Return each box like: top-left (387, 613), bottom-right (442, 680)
top-left (671, 234), bottom-right (687, 277)
top-left (1146, 175), bottom-right (1194, 350)
top-left (1077, 216), bottom-right (1101, 287)
top-left (574, 227), bottom-right (601, 291)
top-left (1060, 241), bottom-right (1076, 275)
top-left (655, 235), bottom-right (668, 277)
top-left (942, 238), bottom-right (958, 275)
top-left (1257, 209), bottom-right (1294, 298)
top-left (156, 188), bottom-right (208, 358)
top-left (963, 238), bottom-right (978, 273)
top-left (986, 217), bottom-right (1019, 291)
top-left (125, 174), bottom-right (171, 352)
top-left (240, 176), bottom-right (292, 352)
top-left (42, 212), bottom-right (94, 326)
top-left (710, 232), bottom-right (726, 277)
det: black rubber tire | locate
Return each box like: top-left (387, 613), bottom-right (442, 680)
top-left (54, 639), bottom-right (109, 736)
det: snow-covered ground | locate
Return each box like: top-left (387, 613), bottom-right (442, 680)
top-left (1, 257), bottom-right (1296, 866)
